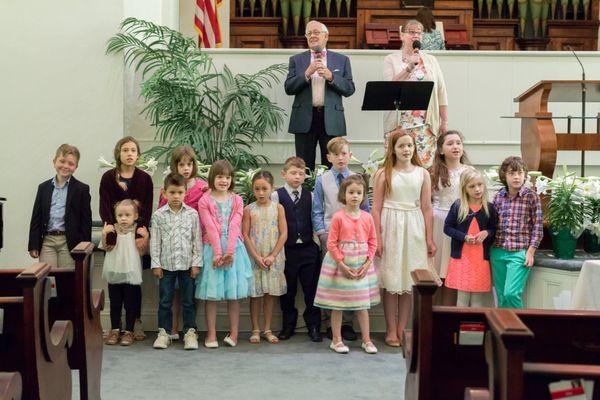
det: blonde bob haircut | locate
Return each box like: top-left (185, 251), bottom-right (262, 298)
top-left (457, 167), bottom-right (490, 223)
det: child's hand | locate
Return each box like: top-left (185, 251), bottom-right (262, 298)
top-left (221, 254), bottom-right (234, 267)
top-left (212, 256), bottom-right (222, 269)
top-left (375, 242), bottom-right (383, 258)
top-left (29, 250), bottom-right (39, 258)
top-left (427, 240), bottom-right (437, 258)
top-left (136, 226), bottom-right (149, 239)
top-left (524, 247), bottom-right (536, 268)
top-left (256, 256), bottom-right (268, 270)
top-left (475, 231), bottom-right (489, 243)
top-left (102, 222), bottom-right (115, 236)
top-left (339, 263), bottom-right (356, 279)
top-left (464, 234), bottom-right (476, 245)
top-left (190, 266), bottom-right (200, 279)
top-left (153, 268), bottom-right (163, 279)
top-left (318, 233), bottom-right (328, 251)
top-left (264, 254), bottom-right (275, 268)
top-left (356, 262), bottom-right (371, 279)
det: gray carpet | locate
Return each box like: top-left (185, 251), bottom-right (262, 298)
top-left (75, 332), bottom-right (406, 400)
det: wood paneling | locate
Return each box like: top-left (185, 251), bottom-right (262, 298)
top-left (473, 19), bottom-right (517, 50)
top-left (228, 0), bottom-right (599, 49)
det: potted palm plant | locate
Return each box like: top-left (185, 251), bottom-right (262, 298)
top-left (106, 18), bottom-right (287, 170)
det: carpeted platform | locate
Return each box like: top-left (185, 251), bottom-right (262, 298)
top-left (75, 332), bottom-right (406, 400)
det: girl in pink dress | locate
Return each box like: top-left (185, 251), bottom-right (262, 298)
top-left (314, 175), bottom-right (380, 354)
top-left (443, 167), bottom-right (497, 307)
top-left (157, 146), bottom-right (208, 340)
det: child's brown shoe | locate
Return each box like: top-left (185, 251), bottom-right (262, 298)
top-left (105, 329), bottom-right (120, 345)
top-left (120, 331), bottom-right (135, 346)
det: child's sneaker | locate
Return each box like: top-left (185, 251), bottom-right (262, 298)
top-left (153, 328), bottom-right (171, 349)
top-left (134, 319), bottom-right (146, 341)
top-left (183, 328), bottom-right (198, 350)
top-left (105, 329), bottom-right (120, 345)
top-left (120, 331), bottom-right (135, 346)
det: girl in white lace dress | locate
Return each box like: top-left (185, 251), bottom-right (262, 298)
top-left (372, 129), bottom-right (440, 347)
top-left (430, 131), bottom-right (471, 305)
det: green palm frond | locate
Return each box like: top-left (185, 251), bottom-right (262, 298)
top-left (107, 17), bottom-right (286, 169)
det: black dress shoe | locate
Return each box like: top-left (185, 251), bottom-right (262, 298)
top-left (341, 324), bottom-right (358, 341)
top-left (307, 327), bottom-right (323, 342)
top-left (278, 327), bottom-right (295, 340)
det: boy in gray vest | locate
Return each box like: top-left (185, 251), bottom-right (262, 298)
top-left (312, 137), bottom-right (371, 340)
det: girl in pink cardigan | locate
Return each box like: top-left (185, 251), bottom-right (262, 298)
top-left (195, 160), bottom-right (252, 348)
top-left (314, 175), bottom-right (380, 354)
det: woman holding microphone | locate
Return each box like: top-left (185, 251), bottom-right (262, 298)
top-left (382, 20), bottom-right (448, 168)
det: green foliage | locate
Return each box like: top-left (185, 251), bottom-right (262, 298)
top-left (545, 174), bottom-right (591, 237)
top-left (106, 17), bottom-right (287, 170)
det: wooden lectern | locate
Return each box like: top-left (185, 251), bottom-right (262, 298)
top-left (514, 80), bottom-right (600, 177)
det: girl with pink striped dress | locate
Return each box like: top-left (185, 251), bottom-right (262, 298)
top-left (314, 175), bottom-right (380, 354)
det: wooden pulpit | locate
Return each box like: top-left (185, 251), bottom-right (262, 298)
top-left (514, 80), bottom-right (600, 177)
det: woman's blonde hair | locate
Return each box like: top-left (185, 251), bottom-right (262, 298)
top-left (457, 167), bottom-right (489, 222)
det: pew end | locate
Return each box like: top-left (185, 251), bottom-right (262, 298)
top-left (0, 372), bottom-right (22, 400)
top-left (0, 263), bottom-right (72, 400)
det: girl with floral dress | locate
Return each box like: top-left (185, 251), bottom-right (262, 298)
top-left (242, 171), bottom-right (288, 344)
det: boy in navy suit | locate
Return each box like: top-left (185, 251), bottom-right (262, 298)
top-left (28, 144), bottom-right (92, 268)
top-left (272, 157), bottom-right (322, 342)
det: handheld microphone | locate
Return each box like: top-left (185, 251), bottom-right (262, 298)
top-left (412, 40), bottom-right (421, 65)
top-left (314, 45), bottom-right (323, 60)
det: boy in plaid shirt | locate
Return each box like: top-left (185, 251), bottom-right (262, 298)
top-left (491, 156), bottom-right (543, 308)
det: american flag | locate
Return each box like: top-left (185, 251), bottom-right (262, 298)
top-left (195, 0), bottom-right (222, 48)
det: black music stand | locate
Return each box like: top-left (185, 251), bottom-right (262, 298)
top-left (361, 81), bottom-right (434, 128)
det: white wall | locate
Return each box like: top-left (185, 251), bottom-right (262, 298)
top-left (0, 1), bottom-right (124, 266)
top-left (2, 2), bottom-right (600, 270)
top-left (129, 48), bottom-right (600, 171)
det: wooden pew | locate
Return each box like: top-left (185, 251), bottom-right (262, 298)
top-left (485, 308), bottom-right (600, 400)
top-left (49, 242), bottom-right (104, 400)
top-left (0, 242), bottom-right (104, 400)
top-left (407, 269), bottom-right (600, 400)
top-left (405, 269), bottom-right (490, 400)
top-left (0, 263), bottom-right (73, 400)
top-left (0, 372), bottom-right (21, 400)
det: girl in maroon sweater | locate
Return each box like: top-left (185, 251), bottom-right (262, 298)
top-left (99, 136), bottom-right (154, 341)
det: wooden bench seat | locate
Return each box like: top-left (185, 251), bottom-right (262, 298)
top-left (0, 242), bottom-right (104, 400)
top-left (0, 263), bottom-right (73, 400)
top-left (485, 307), bottom-right (600, 400)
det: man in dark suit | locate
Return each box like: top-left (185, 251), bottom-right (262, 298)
top-left (28, 144), bottom-right (92, 268)
top-left (284, 20), bottom-right (355, 171)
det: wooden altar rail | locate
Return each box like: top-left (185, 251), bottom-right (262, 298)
top-left (229, 0), bottom-right (599, 49)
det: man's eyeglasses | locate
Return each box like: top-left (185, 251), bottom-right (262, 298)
top-left (305, 31), bottom-right (325, 38)
top-left (405, 30), bottom-right (423, 36)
